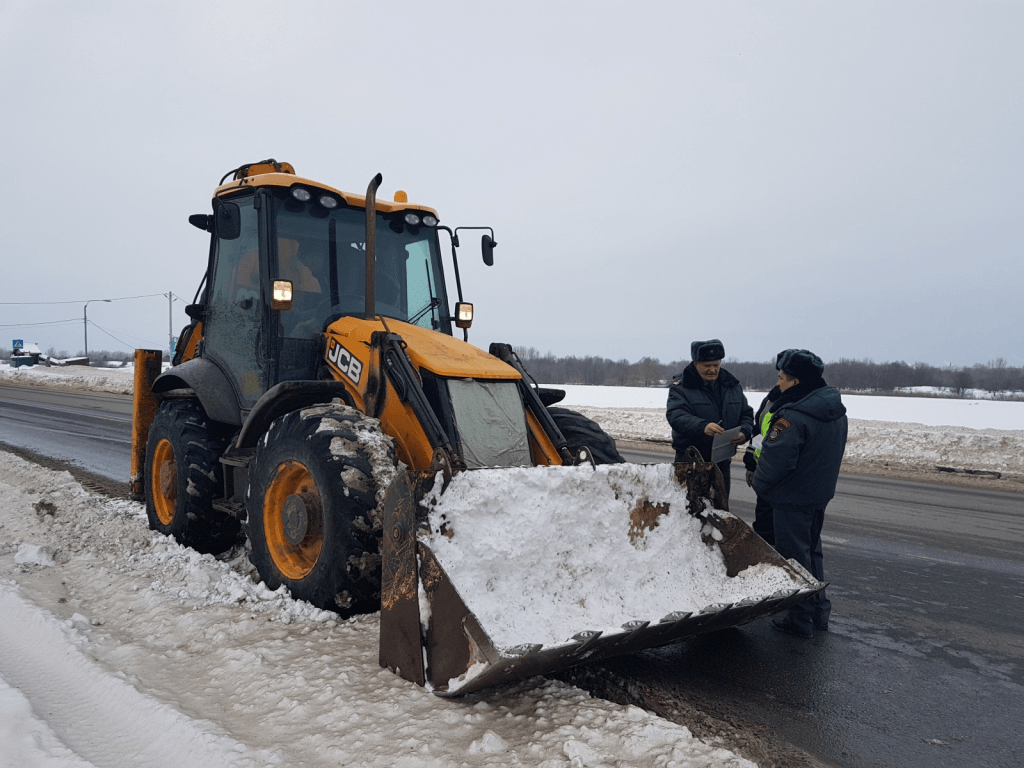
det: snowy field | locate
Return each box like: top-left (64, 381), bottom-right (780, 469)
top-left (2, 363), bottom-right (1023, 766)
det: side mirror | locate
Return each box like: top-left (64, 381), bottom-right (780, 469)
top-left (481, 234), bottom-right (496, 266)
top-left (214, 201), bottom-right (241, 240)
top-left (189, 214), bottom-right (213, 232)
top-left (184, 304), bottom-right (207, 320)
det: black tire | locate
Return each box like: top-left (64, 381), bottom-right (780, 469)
top-left (244, 404), bottom-right (396, 616)
top-left (548, 406), bottom-right (625, 464)
top-left (145, 399), bottom-right (240, 553)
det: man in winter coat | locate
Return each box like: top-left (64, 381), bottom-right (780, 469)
top-left (666, 339), bottom-right (753, 499)
top-left (742, 384), bottom-right (782, 545)
top-left (753, 349), bottom-right (848, 638)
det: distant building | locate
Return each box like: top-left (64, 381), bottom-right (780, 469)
top-left (11, 341), bottom-right (43, 367)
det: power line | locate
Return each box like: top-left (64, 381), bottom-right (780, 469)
top-left (87, 320), bottom-right (164, 349)
top-left (86, 322), bottom-right (138, 351)
top-left (0, 318), bottom-right (81, 328)
top-left (0, 293), bottom-right (168, 306)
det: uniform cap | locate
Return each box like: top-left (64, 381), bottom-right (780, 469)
top-left (776, 349), bottom-right (825, 381)
top-left (690, 339), bottom-right (725, 362)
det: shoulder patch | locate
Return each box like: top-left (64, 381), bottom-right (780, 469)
top-left (672, 380), bottom-right (681, 386)
top-left (765, 417), bottom-right (791, 444)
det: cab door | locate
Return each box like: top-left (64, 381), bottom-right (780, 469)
top-left (202, 194), bottom-right (267, 414)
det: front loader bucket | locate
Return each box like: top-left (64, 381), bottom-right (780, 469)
top-left (379, 463), bottom-right (824, 697)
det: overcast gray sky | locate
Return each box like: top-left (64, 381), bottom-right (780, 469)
top-left (2, 1), bottom-right (1021, 368)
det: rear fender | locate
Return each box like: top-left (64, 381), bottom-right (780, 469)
top-left (153, 357), bottom-right (240, 426)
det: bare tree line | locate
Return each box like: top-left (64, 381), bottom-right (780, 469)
top-left (514, 347), bottom-right (1024, 399)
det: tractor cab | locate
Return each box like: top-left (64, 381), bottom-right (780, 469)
top-left (182, 163), bottom-right (464, 412)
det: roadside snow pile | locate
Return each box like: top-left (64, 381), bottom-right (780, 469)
top-left (567, 406), bottom-right (1024, 475)
top-left (422, 463), bottom-right (802, 649)
top-left (841, 422), bottom-right (1024, 475)
top-left (0, 361), bottom-right (138, 395)
top-left (0, 450), bottom-right (757, 767)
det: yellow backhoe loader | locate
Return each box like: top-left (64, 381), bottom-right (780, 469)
top-left (130, 160), bottom-right (823, 695)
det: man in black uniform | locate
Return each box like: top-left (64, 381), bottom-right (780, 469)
top-left (666, 339), bottom-right (753, 499)
top-left (753, 349), bottom-right (848, 637)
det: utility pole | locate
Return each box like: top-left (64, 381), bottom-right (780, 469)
top-left (83, 299), bottom-right (111, 360)
top-left (167, 291), bottom-right (173, 360)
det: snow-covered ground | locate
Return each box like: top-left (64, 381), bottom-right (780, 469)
top-left (2, 363), bottom-right (1023, 766)
top-left (1, 452), bottom-right (756, 768)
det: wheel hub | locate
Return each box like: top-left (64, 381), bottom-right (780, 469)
top-left (159, 459), bottom-right (177, 500)
top-left (282, 493), bottom-right (310, 545)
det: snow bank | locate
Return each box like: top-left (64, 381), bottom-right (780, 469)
top-left (564, 405), bottom-right (1024, 477)
top-left (0, 361), bottom-right (138, 395)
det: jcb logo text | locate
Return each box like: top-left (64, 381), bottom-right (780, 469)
top-left (327, 340), bottom-right (363, 385)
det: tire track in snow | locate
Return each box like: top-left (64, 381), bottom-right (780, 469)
top-left (0, 581), bottom-right (278, 768)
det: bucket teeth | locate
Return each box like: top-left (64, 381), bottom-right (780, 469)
top-left (700, 602), bottom-right (734, 614)
top-left (659, 611), bottom-right (693, 623)
top-left (621, 620), bottom-right (650, 631)
top-left (507, 643), bottom-right (543, 657)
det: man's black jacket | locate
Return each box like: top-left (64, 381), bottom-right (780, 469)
top-left (666, 363), bottom-right (753, 462)
top-left (752, 379), bottom-right (848, 508)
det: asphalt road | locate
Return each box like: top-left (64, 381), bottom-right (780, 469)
top-left (0, 383), bottom-right (133, 479)
top-left (3, 384), bottom-right (1022, 767)
top-left (614, 445), bottom-right (1024, 768)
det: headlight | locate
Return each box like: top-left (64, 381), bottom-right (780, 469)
top-left (291, 188), bottom-right (312, 202)
top-left (273, 280), bottom-right (293, 303)
top-left (319, 194), bottom-right (338, 209)
top-left (404, 213), bottom-right (421, 226)
top-left (422, 214), bottom-right (438, 227)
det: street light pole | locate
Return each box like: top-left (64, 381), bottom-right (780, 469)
top-left (167, 291), bottom-right (173, 358)
top-left (83, 299), bottom-right (111, 360)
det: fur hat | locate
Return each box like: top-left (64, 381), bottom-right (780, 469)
top-left (690, 339), bottom-right (725, 362)
top-left (776, 349), bottom-right (825, 381)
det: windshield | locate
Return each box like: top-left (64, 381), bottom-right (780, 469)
top-left (271, 188), bottom-right (449, 339)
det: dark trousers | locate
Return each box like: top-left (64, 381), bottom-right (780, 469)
top-left (773, 502), bottom-right (831, 631)
top-left (752, 493), bottom-right (775, 545)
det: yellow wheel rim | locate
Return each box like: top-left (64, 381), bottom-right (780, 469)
top-left (264, 461), bottom-right (324, 580)
top-left (151, 437), bottom-right (177, 526)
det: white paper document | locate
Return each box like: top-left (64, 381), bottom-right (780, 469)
top-left (711, 426), bottom-right (743, 463)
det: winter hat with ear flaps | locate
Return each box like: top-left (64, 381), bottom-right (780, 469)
top-left (690, 339), bottom-right (725, 362)
top-left (776, 349), bottom-right (825, 381)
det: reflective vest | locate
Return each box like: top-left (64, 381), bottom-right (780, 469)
top-left (754, 406), bottom-right (774, 461)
